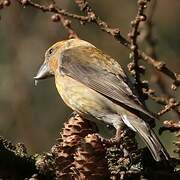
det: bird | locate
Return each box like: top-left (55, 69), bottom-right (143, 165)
top-left (34, 38), bottom-right (170, 162)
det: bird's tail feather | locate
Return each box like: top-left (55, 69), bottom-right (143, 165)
top-left (140, 128), bottom-right (170, 161)
top-left (122, 114), bottom-right (170, 161)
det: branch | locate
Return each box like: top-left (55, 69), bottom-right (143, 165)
top-left (159, 120), bottom-right (180, 134)
top-left (144, 88), bottom-right (180, 117)
top-left (16, 0), bottom-right (89, 21)
top-left (51, 13), bottom-right (78, 39)
top-left (74, 0), bottom-right (129, 47)
top-left (128, 0), bottom-right (150, 101)
top-left (157, 99), bottom-right (179, 116)
top-left (142, 0), bottom-right (180, 118)
top-left (139, 52), bottom-right (180, 90)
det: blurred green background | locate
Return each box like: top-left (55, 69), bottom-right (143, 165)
top-left (0, 0), bottom-right (179, 156)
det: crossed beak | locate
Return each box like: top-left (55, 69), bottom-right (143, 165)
top-left (34, 62), bottom-right (53, 85)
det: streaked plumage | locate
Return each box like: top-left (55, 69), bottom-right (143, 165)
top-left (35, 39), bottom-right (170, 161)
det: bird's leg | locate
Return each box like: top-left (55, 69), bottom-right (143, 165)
top-left (90, 133), bottom-right (115, 147)
top-left (94, 127), bottom-right (125, 147)
top-left (114, 127), bottom-right (126, 143)
top-left (68, 111), bottom-right (78, 119)
top-left (113, 127), bottom-right (138, 169)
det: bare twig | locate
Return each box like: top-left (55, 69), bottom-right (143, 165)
top-left (159, 120), bottom-right (180, 134)
top-left (143, 0), bottom-right (180, 118)
top-left (163, 120), bottom-right (180, 129)
top-left (74, 0), bottom-right (129, 47)
top-left (58, 15), bottom-right (78, 39)
top-left (145, 89), bottom-right (180, 118)
top-left (144, 88), bottom-right (169, 105)
top-left (144, 0), bottom-right (157, 59)
top-left (16, 0), bottom-right (89, 21)
top-left (74, 0), bottom-right (130, 47)
top-left (128, 0), bottom-right (150, 101)
top-left (157, 99), bottom-right (180, 116)
top-left (139, 51), bottom-right (180, 90)
top-left (51, 13), bottom-right (78, 39)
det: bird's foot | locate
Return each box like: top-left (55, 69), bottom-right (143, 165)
top-left (92, 133), bottom-right (119, 147)
top-left (92, 130), bottom-right (124, 147)
top-left (92, 128), bottom-right (128, 147)
top-left (111, 127), bottom-right (126, 144)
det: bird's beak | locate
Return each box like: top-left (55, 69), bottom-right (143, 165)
top-left (34, 62), bottom-right (53, 85)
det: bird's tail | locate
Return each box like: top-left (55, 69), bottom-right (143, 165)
top-left (139, 127), bottom-right (170, 161)
top-left (122, 114), bottom-right (170, 161)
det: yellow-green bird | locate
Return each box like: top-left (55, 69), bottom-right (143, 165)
top-left (34, 39), bottom-right (169, 161)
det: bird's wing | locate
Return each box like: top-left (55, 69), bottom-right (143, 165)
top-left (59, 46), bottom-right (154, 119)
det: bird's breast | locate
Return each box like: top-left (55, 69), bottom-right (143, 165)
top-left (54, 73), bottom-right (117, 117)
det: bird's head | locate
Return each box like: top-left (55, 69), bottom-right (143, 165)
top-left (34, 39), bottom-right (93, 82)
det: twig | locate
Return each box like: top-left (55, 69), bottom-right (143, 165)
top-left (157, 99), bottom-right (180, 116)
top-left (163, 120), bottom-right (180, 129)
top-left (144, 0), bottom-right (157, 59)
top-left (144, 88), bottom-right (169, 105)
top-left (128, 0), bottom-right (150, 101)
top-left (58, 15), bottom-right (78, 39)
top-left (144, 89), bottom-right (180, 118)
top-left (159, 120), bottom-right (180, 134)
top-left (144, 88), bottom-right (180, 117)
top-left (143, 0), bottom-right (180, 118)
top-left (74, 0), bottom-right (129, 47)
top-left (16, 0), bottom-right (89, 21)
top-left (139, 51), bottom-right (180, 90)
top-left (51, 13), bottom-right (78, 39)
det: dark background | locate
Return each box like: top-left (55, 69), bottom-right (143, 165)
top-left (0, 0), bottom-right (179, 156)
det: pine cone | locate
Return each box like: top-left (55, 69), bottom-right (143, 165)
top-left (51, 114), bottom-right (97, 179)
top-left (73, 134), bottom-right (109, 180)
top-left (61, 114), bottom-right (94, 147)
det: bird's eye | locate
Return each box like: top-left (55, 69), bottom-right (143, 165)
top-left (48, 48), bottom-right (54, 55)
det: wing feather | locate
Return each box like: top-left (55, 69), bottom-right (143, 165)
top-left (59, 46), bottom-right (155, 119)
